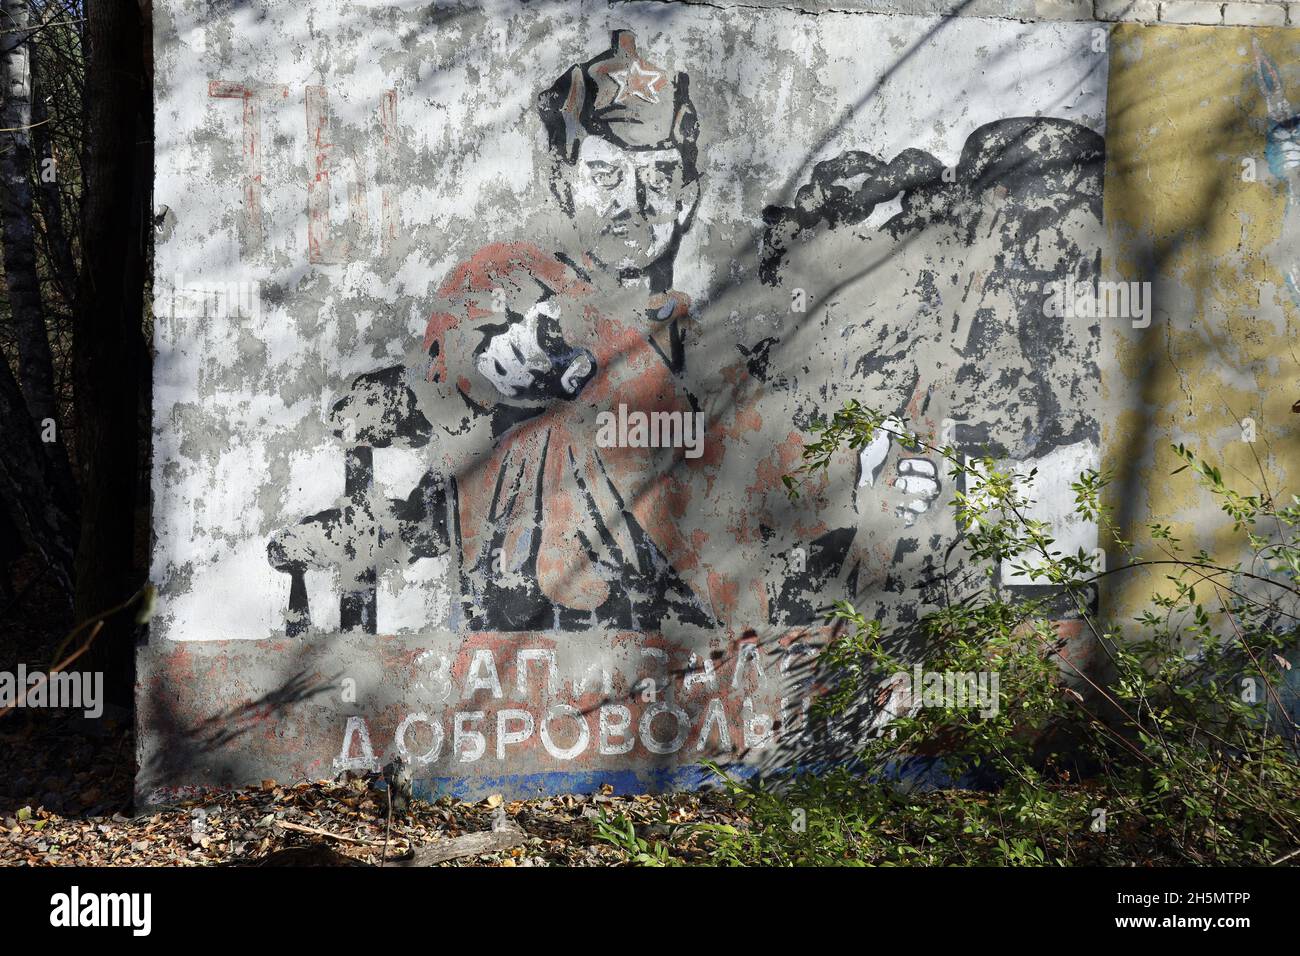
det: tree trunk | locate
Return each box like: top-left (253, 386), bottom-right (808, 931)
top-left (0, 345), bottom-right (75, 605)
top-left (31, 63), bottom-right (80, 320)
top-left (73, 0), bottom-right (151, 703)
top-left (0, 0), bottom-right (77, 520)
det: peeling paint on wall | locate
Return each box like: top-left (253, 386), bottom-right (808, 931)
top-left (143, 0), bottom-right (1123, 801)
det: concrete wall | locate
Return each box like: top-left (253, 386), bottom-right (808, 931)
top-left (140, 0), bottom-right (1297, 801)
top-left (1101, 20), bottom-right (1300, 745)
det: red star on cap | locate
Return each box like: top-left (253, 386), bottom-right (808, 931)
top-left (610, 60), bottom-right (665, 105)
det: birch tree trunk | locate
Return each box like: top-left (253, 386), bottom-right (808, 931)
top-left (1, 2), bottom-right (66, 467)
top-left (0, 0), bottom-right (76, 600)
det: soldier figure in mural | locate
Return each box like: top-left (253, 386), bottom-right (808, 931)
top-left (753, 118), bottom-right (1106, 631)
top-left (269, 31), bottom-right (718, 633)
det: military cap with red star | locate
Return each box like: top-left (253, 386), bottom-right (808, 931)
top-left (538, 30), bottom-right (699, 172)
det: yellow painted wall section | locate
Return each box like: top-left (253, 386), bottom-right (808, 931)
top-left (1103, 23), bottom-right (1300, 627)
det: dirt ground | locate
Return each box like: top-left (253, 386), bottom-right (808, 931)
top-left (0, 700), bottom-right (743, 867)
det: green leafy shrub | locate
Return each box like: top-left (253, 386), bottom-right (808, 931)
top-left (691, 403), bottom-right (1300, 866)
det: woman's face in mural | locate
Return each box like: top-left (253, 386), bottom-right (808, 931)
top-left (567, 136), bottom-right (696, 274)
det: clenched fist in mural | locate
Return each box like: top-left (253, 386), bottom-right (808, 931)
top-left (474, 301), bottom-right (595, 402)
top-left (856, 416), bottom-right (942, 527)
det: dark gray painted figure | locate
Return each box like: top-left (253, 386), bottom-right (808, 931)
top-left (757, 117), bottom-right (1105, 630)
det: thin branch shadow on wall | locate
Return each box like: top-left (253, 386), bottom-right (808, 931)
top-left (138, 661), bottom-right (337, 799)
top-left (141, 3), bottom-right (1300, 804)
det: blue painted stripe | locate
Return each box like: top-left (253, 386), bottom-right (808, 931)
top-left (410, 755), bottom-right (997, 801)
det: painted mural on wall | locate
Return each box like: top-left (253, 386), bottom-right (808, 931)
top-left (263, 29), bottom-right (1104, 638)
top-left (144, 2), bottom-right (1110, 799)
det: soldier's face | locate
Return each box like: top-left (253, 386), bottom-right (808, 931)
top-left (566, 136), bottom-right (693, 274)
